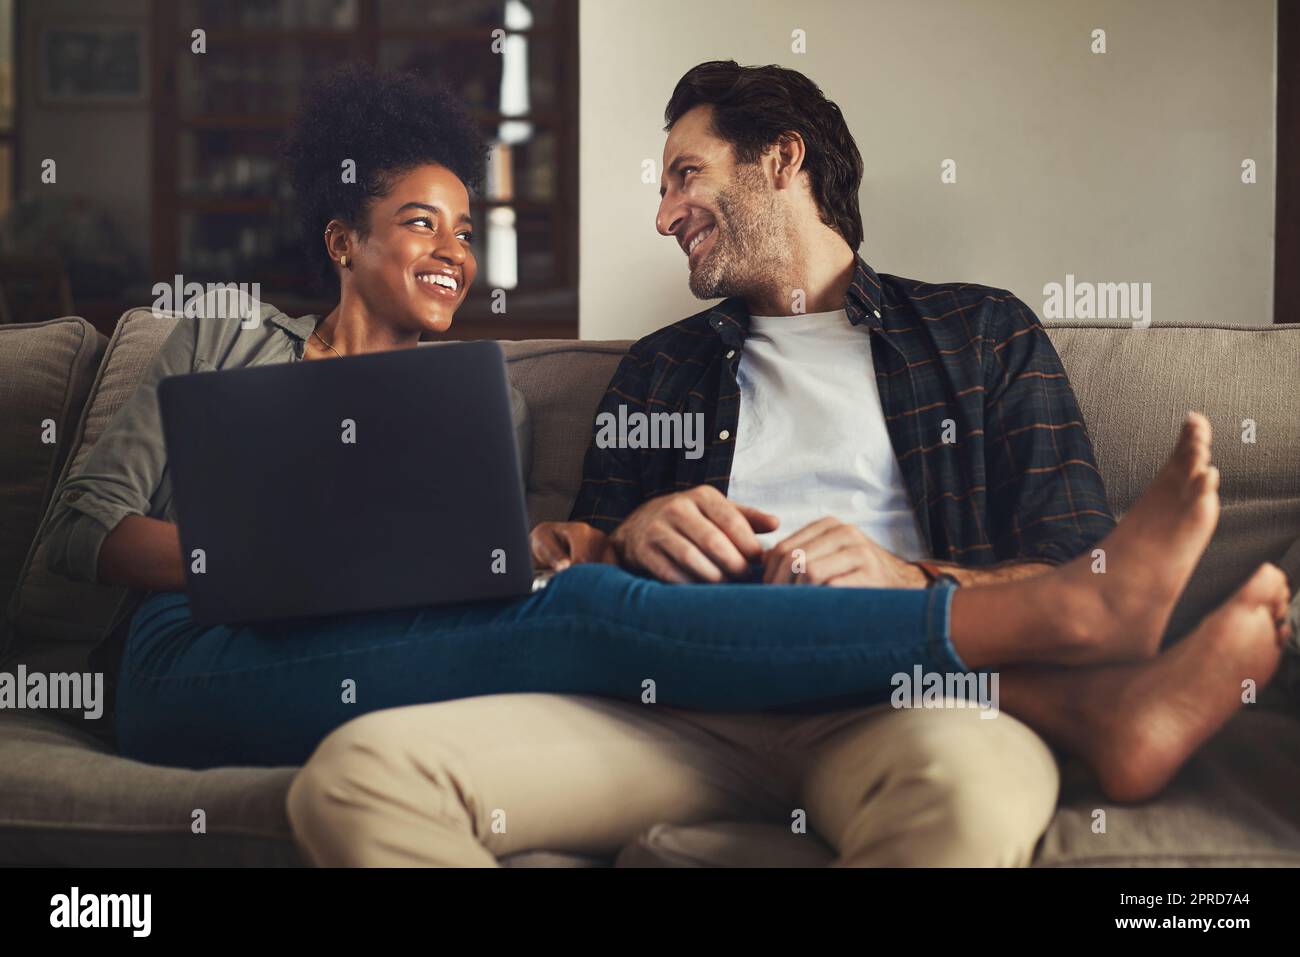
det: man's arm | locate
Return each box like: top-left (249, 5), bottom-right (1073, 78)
top-left (566, 349), bottom-right (653, 534)
top-left (921, 558), bottom-right (1052, 586)
top-left (762, 294), bottom-right (1110, 590)
top-left (565, 343), bottom-right (777, 582)
top-left (980, 293), bottom-right (1116, 566)
top-left (760, 516), bottom-right (1052, 587)
top-left (896, 293), bottom-right (1113, 584)
top-left (868, 292), bottom-right (1112, 587)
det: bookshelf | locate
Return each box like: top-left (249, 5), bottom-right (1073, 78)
top-left (149, 0), bottom-right (578, 339)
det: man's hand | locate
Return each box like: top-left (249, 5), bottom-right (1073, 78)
top-left (530, 521), bottom-right (616, 571)
top-left (609, 485), bottom-right (779, 583)
top-left (762, 517), bottom-right (928, 588)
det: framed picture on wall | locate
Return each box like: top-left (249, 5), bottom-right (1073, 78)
top-left (37, 21), bottom-right (149, 107)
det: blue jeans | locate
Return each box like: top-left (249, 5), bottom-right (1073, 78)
top-left (115, 564), bottom-right (962, 768)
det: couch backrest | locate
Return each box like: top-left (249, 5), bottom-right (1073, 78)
top-left (1047, 321), bottom-right (1300, 636)
top-left (500, 339), bottom-right (627, 523)
top-left (0, 318), bottom-right (104, 624)
top-left (5, 310), bottom-right (1299, 669)
top-left (4, 312), bottom-right (181, 674)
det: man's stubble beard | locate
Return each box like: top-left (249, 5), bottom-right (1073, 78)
top-left (688, 164), bottom-right (786, 301)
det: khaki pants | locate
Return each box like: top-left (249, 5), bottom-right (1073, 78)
top-left (286, 693), bottom-right (1059, 867)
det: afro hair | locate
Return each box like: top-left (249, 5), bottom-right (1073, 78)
top-left (282, 62), bottom-right (487, 292)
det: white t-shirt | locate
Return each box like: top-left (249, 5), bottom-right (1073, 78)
top-left (727, 308), bottom-right (930, 560)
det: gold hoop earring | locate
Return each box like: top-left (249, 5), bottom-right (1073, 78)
top-left (339, 254), bottom-right (350, 268)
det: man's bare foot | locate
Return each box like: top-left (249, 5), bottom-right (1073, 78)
top-left (1075, 563), bottom-right (1290, 803)
top-left (1033, 412), bottom-right (1220, 664)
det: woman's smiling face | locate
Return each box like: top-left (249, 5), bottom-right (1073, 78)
top-left (344, 163), bottom-right (477, 335)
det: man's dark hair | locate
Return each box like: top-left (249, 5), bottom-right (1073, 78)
top-left (664, 60), bottom-right (864, 250)
top-left (283, 62), bottom-right (487, 292)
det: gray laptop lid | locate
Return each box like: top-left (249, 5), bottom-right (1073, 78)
top-left (158, 340), bottom-right (534, 625)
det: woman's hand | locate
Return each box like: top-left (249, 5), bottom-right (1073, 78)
top-left (530, 521), bottom-right (616, 570)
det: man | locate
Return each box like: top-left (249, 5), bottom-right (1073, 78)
top-left (286, 61), bottom-right (1290, 867)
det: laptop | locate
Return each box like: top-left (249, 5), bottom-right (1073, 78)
top-left (157, 340), bottom-right (541, 626)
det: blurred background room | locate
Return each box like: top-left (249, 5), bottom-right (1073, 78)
top-left (1, 0), bottom-right (577, 338)
top-left (0, 0), bottom-right (1292, 340)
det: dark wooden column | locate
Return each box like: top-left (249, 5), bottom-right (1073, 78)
top-left (1277, 1), bottom-right (1297, 322)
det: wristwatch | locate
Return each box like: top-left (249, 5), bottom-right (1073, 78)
top-left (912, 560), bottom-right (960, 588)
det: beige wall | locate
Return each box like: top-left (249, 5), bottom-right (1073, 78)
top-left (579, 0), bottom-right (1277, 339)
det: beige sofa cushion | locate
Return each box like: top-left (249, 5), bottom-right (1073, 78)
top-left (1046, 321), bottom-right (1300, 640)
top-left (5, 310), bottom-right (176, 670)
top-left (501, 340), bottom-right (628, 523)
top-left (0, 318), bottom-right (104, 636)
top-left (0, 711), bottom-right (298, 865)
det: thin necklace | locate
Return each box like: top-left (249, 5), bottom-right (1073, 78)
top-left (311, 325), bottom-right (343, 359)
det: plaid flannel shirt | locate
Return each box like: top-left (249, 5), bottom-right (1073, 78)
top-left (569, 256), bottom-right (1115, 567)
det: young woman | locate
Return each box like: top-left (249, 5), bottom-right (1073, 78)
top-left (42, 67), bottom-right (1290, 814)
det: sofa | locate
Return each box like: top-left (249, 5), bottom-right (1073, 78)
top-left (2, 307), bottom-right (1300, 867)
